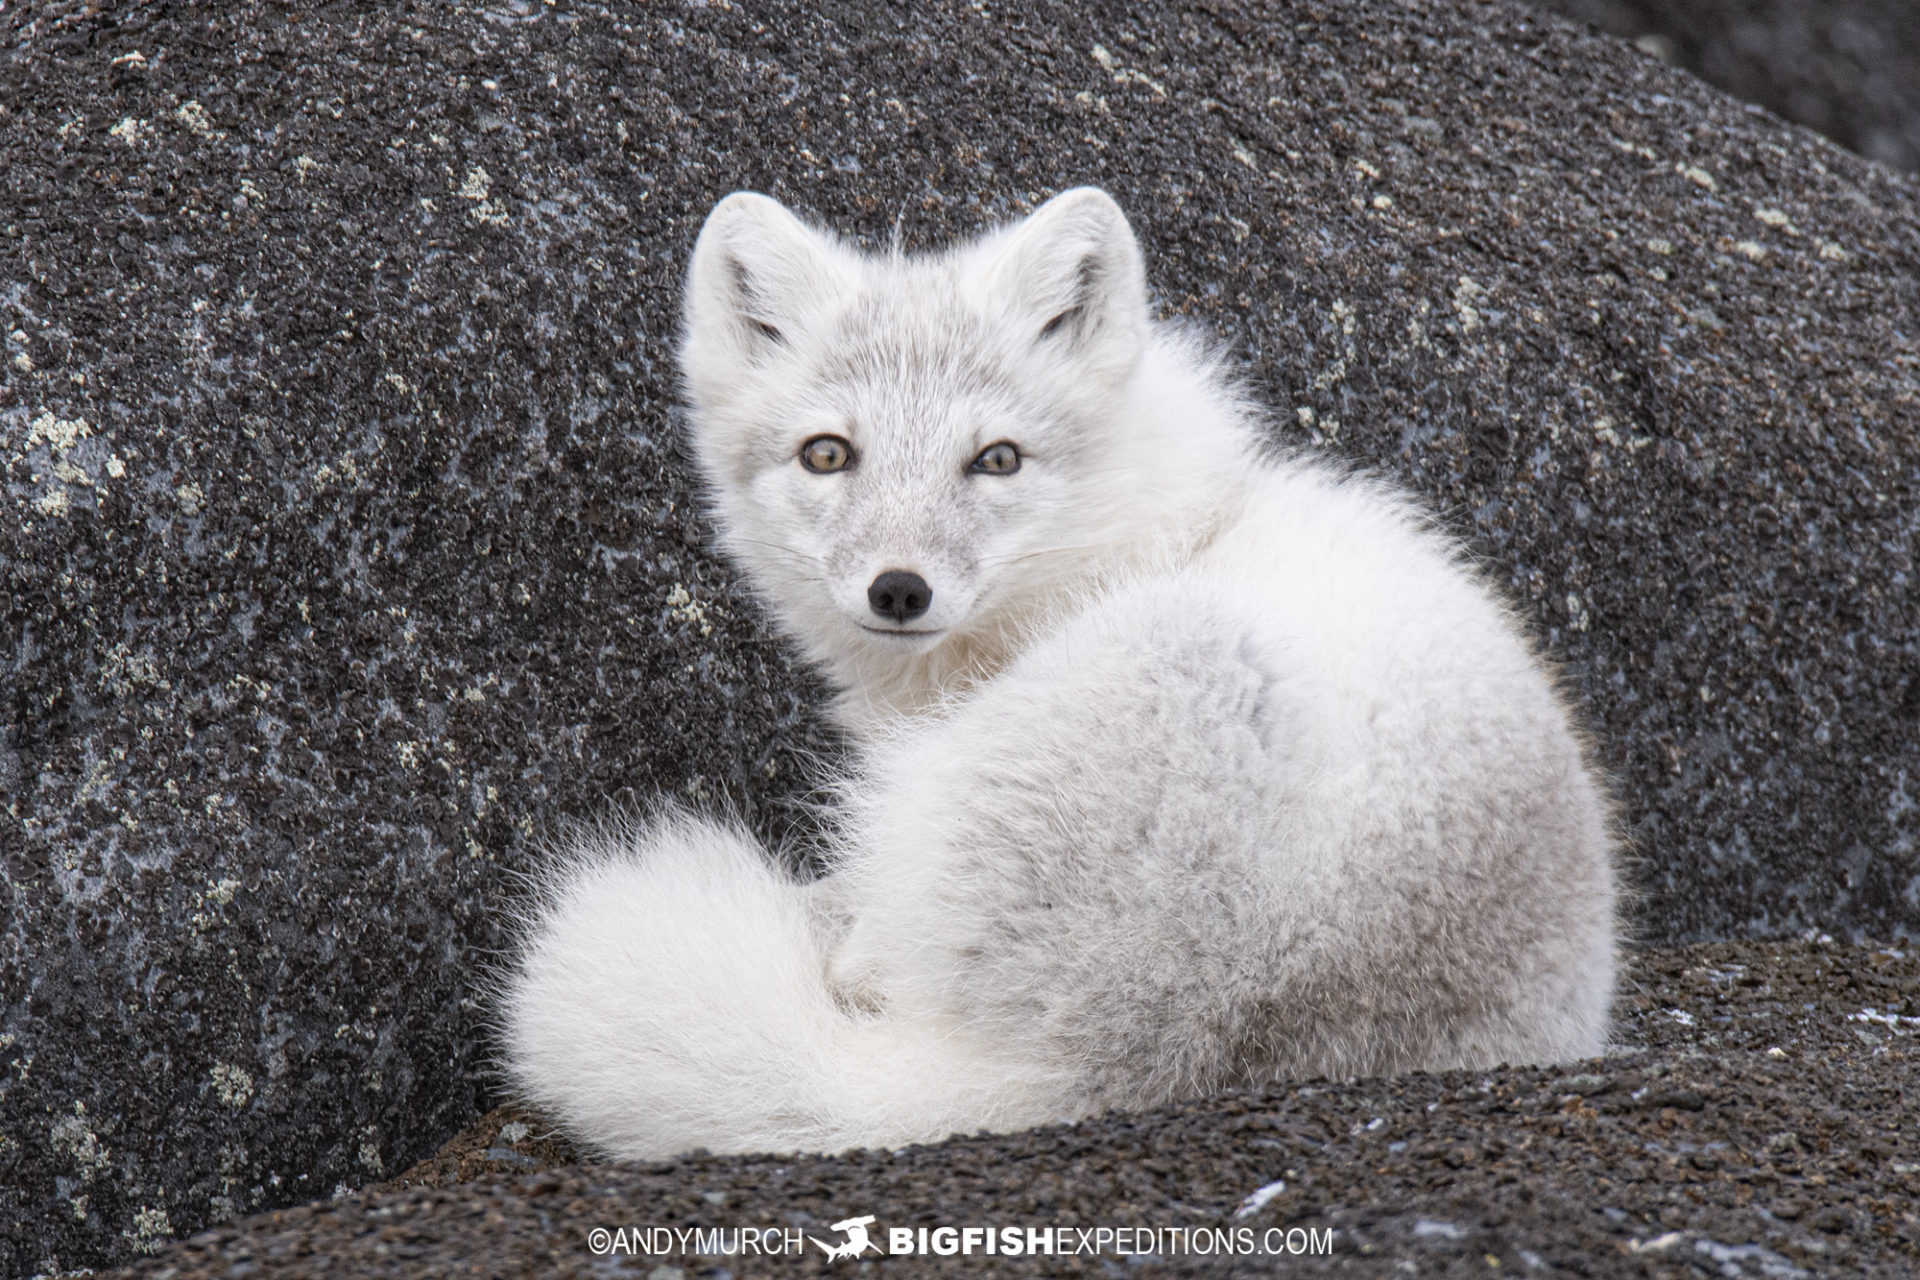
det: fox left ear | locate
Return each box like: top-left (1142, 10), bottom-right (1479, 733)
top-left (975, 187), bottom-right (1149, 380)
top-left (681, 192), bottom-right (856, 408)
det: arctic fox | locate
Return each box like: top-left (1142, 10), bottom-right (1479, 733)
top-left (501, 188), bottom-right (1619, 1160)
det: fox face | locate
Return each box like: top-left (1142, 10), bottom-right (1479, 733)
top-left (679, 189), bottom-right (1159, 695)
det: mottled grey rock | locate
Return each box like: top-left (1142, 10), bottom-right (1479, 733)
top-left (1, 0), bottom-right (1915, 1274)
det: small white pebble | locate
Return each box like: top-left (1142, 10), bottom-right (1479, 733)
top-left (1677, 163), bottom-right (1716, 191)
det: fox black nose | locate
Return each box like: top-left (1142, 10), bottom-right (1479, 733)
top-left (867, 570), bottom-right (932, 624)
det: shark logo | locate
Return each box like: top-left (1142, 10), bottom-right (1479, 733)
top-left (808, 1214), bottom-right (881, 1261)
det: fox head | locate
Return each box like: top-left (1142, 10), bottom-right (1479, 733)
top-left (679, 188), bottom-right (1242, 720)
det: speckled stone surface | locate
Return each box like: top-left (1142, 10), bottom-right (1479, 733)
top-left (1, 0), bottom-right (1916, 1274)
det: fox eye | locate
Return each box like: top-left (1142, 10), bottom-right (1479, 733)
top-left (969, 441), bottom-right (1021, 475)
top-left (799, 435), bottom-right (855, 473)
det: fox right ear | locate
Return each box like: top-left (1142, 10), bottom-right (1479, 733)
top-left (974, 188), bottom-right (1148, 383)
top-left (682, 193), bottom-right (853, 385)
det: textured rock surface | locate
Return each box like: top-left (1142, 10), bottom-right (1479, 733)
top-left (116, 939), bottom-right (1920, 1278)
top-left (0, 3), bottom-right (844, 1273)
top-left (2, 0), bottom-right (1916, 1273)
top-left (1534, 0), bottom-right (1920, 171)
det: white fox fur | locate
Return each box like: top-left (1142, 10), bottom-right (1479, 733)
top-left (501, 188), bottom-right (1620, 1160)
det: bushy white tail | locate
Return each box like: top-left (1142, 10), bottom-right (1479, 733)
top-left (500, 816), bottom-right (1071, 1159)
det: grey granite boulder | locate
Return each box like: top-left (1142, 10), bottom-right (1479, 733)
top-left (1, 0), bottom-right (1915, 1274)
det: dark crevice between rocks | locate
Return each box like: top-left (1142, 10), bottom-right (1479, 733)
top-left (1531, 0), bottom-right (1920, 171)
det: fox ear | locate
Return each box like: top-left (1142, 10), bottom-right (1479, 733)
top-left (682, 192), bottom-right (853, 391)
top-left (976, 187), bottom-right (1148, 378)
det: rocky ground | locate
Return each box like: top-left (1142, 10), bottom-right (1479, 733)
top-left (114, 938), bottom-right (1920, 1277)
